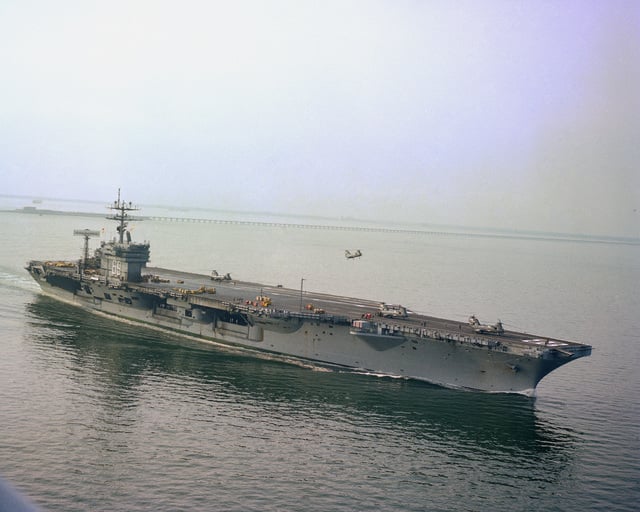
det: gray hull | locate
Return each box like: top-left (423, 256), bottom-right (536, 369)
top-left (30, 270), bottom-right (586, 395)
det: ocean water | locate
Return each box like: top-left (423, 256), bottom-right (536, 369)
top-left (0, 206), bottom-right (638, 511)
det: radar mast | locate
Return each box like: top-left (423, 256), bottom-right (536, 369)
top-left (73, 229), bottom-right (101, 266)
top-left (107, 188), bottom-right (141, 243)
top-left (100, 189), bottom-right (150, 283)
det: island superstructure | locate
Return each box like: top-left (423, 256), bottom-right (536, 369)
top-left (26, 193), bottom-right (592, 394)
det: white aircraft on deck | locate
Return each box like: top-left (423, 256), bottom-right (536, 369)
top-left (468, 315), bottom-right (504, 335)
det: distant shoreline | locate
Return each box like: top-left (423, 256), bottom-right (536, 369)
top-left (3, 205), bottom-right (639, 246)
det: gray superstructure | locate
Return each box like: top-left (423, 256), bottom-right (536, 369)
top-left (26, 193), bottom-right (592, 394)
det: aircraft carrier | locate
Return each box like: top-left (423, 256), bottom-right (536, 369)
top-left (26, 193), bottom-right (592, 394)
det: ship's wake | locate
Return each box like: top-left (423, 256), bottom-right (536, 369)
top-left (0, 269), bottom-right (41, 294)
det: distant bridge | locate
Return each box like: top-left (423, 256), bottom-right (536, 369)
top-left (144, 216), bottom-right (443, 235)
top-left (8, 207), bottom-right (635, 244)
top-left (143, 216), bottom-right (639, 244)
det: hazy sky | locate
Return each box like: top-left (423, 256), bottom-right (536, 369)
top-left (1, 0), bottom-right (639, 236)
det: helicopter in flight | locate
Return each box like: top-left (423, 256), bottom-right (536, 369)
top-left (210, 270), bottom-right (232, 281)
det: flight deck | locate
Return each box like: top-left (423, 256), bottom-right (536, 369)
top-left (142, 266), bottom-right (581, 352)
